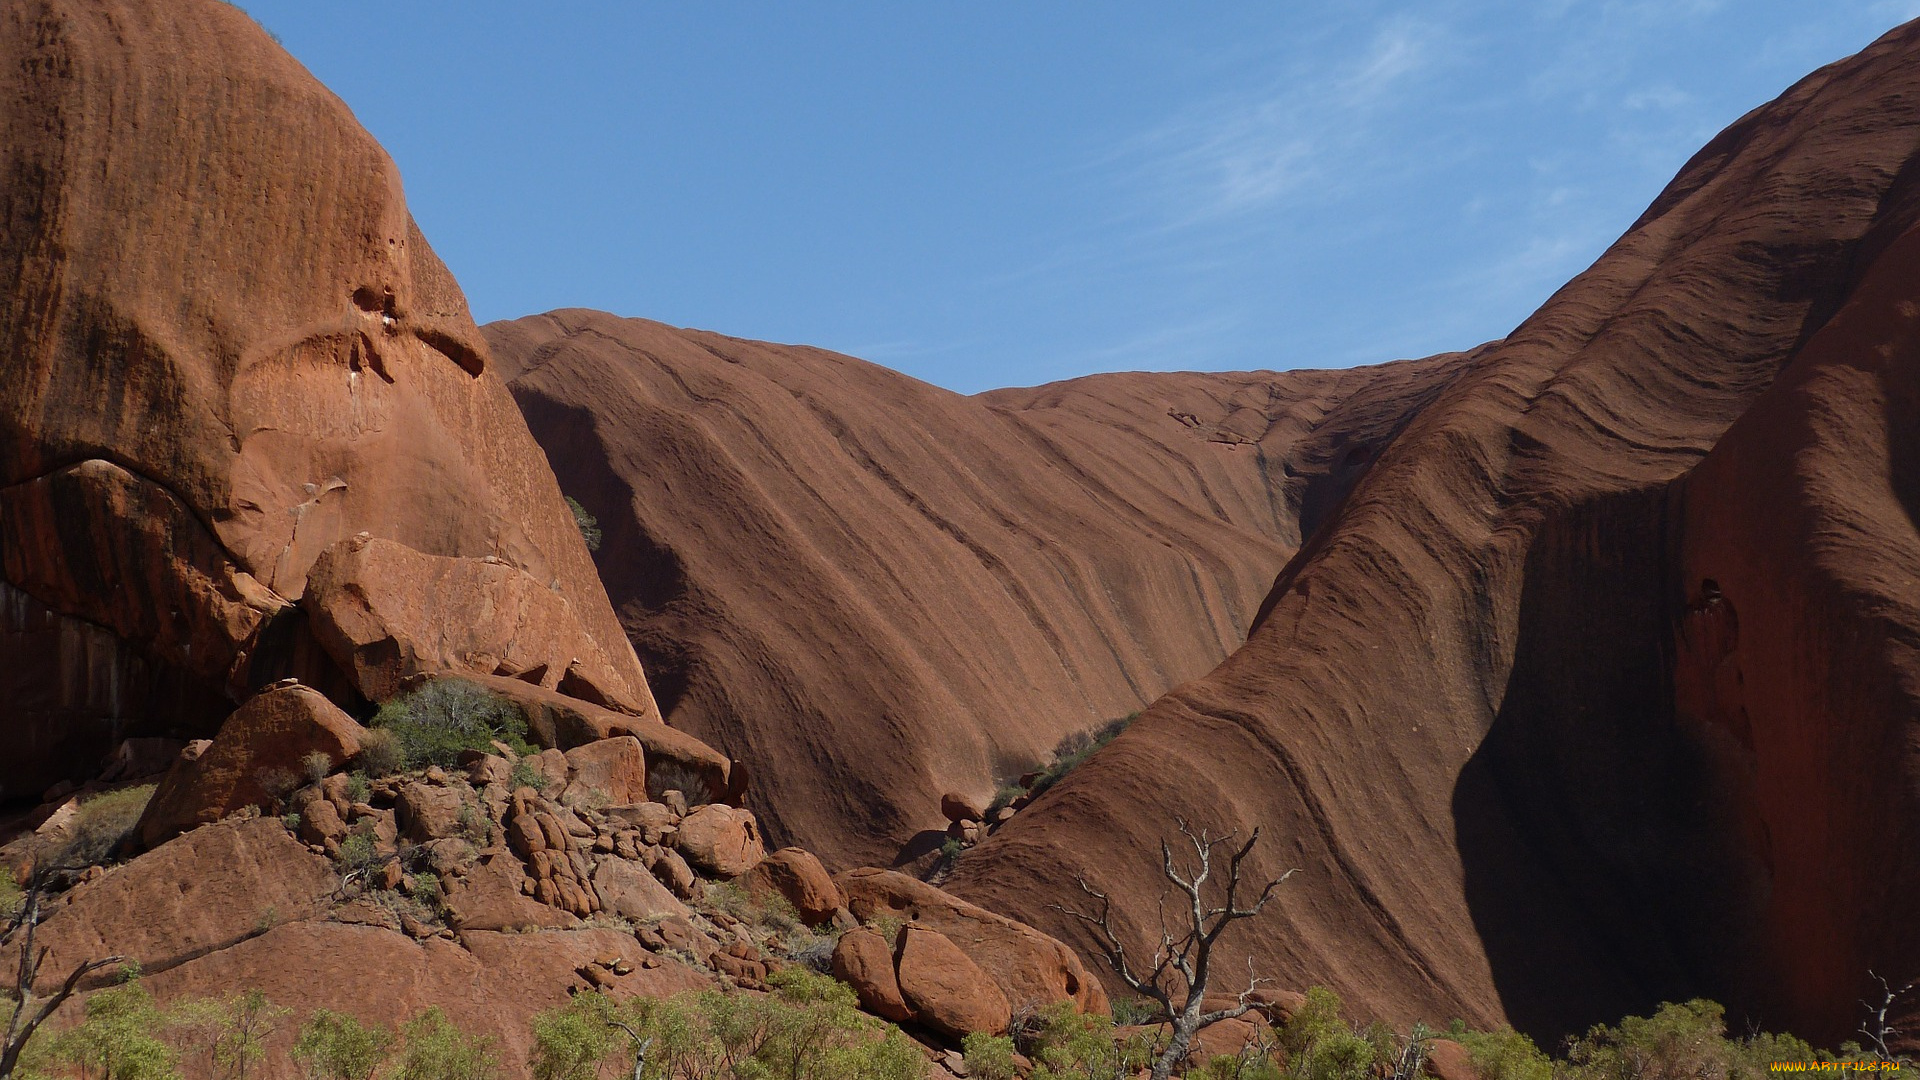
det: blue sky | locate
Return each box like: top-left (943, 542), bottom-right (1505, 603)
top-left (241, 2), bottom-right (1920, 393)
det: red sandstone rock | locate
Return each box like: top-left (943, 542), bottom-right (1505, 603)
top-left (940, 793), bottom-right (985, 825)
top-left (950, 20), bottom-right (1920, 1046)
top-left (139, 922), bottom-right (705, 1077)
top-left (563, 737), bottom-right (648, 806)
top-left (674, 804), bottom-right (766, 878)
top-left (1425, 1040), bottom-right (1480, 1080)
top-left (744, 847), bottom-right (845, 926)
top-left (837, 868), bottom-right (1107, 1016)
top-left (5, 818), bottom-right (335, 991)
top-left (832, 927), bottom-right (913, 1023)
top-left (0, 0), bottom-right (653, 798)
top-left (486, 311), bottom-right (1463, 868)
top-left (591, 857), bottom-right (690, 923)
top-left (895, 924), bottom-right (1011, 1039)
top-left (464, 675), bottom-right (730, 799)
top-left (303, 537), bottom-right (647, 712)
top-left (136, 686), bottom-right (365, 848)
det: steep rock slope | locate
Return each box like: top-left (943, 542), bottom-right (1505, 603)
top-left (486, 311), bottom-right (1468, 865)
top-left (951, 19), bottom-right (1920, 1046)
top-left (0, 0), bottom-right (654, 795)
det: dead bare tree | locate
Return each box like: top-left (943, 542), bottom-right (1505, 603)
top-left (0, 873), bottom-right (124, 1079)
top-left (1054, 819), bottom-right (1296, 1080)
top-left (1860, 971), bottom-right (1918, 1065)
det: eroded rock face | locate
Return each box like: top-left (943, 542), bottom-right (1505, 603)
top-left (5, 818), bottom-right (336, 990)
top-left (0, 0), bottom-right (653, 795)
top-left (837, 868), bottom-right (1107, 1017)
top-left (895, 924), bottom-right (1010, 1039)
top-left (486, 311), bottom-right (1467, 864)
top-left (675, 804), bottom-right (766, 878)
top-left (952, 17), bottom-right (1920, 1047)
top-left (136, 685), bottom-right (366, 848)
top-left (744, 847), bottom-right (845, 927)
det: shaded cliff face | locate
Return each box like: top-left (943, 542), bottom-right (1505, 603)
top-left (485, 311), bottom-right (1467, 866)
top-left (950, 19), bottom-right (1920, 1046)
top-left (0, 0), bottom-right (653, 794)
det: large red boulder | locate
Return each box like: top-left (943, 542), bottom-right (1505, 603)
top-left (136, 685), bottom-right (366, 848)
top-left (831, 927), bottom-right (912, 1023)
top-left (0, 0), bottom-right (654, 799)
top-left (894, 924), bottom-right (1010, 1039)
top-left (744, 847), bottom-right (845, 926)
top-left (5, 817), bottom-right (336, 989)
top-left (562, 737), bottom-right (648, 807)
top-left (836, 868), bottom-right (1107, 1017)
top-left (674, 804), bottom-right (766, 878)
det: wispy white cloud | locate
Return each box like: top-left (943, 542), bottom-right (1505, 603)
top-left (1114, 15), bottom-right (1455, 229)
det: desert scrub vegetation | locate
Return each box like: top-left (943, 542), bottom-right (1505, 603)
top-left (370, 680), bottom-right (535, 771)
top-left (698, 882), bottom-right (839, 972)
top-left (528, 967), bottom-right (925, 1080)
top-left (950, 985), bottom-right (1920, 1080)
top-left (53, 784), bottom-right (156, 868)
top-left (0, 972), bottom-right (1907, 1080)
top-left (988, 713), bottom-right (1137, 817)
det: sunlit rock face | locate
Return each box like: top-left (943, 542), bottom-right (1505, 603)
top-left (0, 0), bottom-right (654, 791)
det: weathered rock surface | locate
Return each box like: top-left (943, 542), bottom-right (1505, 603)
top-left (465, 674), bottom-right (730, 799)
top-left (0, 0), bottom-right (654, 798)
top-left (744, 847), bottom-right (845, 926)
top-left (303, 537), bottom-right (648, 711)
top-left (832, 927), bottom-right (914, 1023)
top-left (591, 856), bottom-right (690, 923)
top-left (952, 18), bottom-right (1920, 1047)
top-left (486, 312), bottom-right (1466, 863)
top-left (675, 804), bottom-right (766, 878)
top-left (894, 924), bottom-right (1011, 1039)
top-left (8, 818), bottom-right (335, 989)
top-left (136, 685), bottom-right (366, 847)
top-left (562, 736), bottom-right (648, 806)
top-left (140, 923), bottom-right (706, 1080)
top-left (838, 868), bottom-right (1107, 1017)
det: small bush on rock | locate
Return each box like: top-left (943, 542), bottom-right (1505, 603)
top-left (292, 1009), bottom-right (392, 1080)
top-left (56, 784), bottom-right (157, 868)
top-left (356, 730), bottom-right (403, 779)
top-left (391, 1008), bottom-right (500, 1080)
top-left (645, 759), bottom-right (712, 806)
top-left (53, 979), bottom-right (178, 1080)
top-left (372, 680), bottom-right (532, 771)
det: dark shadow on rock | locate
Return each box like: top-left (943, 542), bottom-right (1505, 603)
top-left (1454, 485), bottom-right (1766, 1045)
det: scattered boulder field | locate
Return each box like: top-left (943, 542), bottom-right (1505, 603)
top-left (1, 0), bottom-right (1918, 1068)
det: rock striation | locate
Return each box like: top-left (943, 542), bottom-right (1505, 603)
top-left (485, 311), bottom-right (1467, 865)
top-left (0, 0), bottom-right (655, 797)
top-left (951, 17), bottom-right (1920, 1048)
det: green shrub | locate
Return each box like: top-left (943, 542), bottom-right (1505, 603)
top-left (55, 784), bottom-right (158, 868)
top-left (508, 759), bottom-right (549, 793)
top-left (564, 497), bottom-right (602, 553)
top-left (1458, 1026), bottom-right (1552, 1080)
top-left (356, 730), bottom-right (403, 778)
top-left (527, 994), bottom-right (621, 1080)
top-left (963, 1032), bottom-right (1021, 1080)
top-left (1020, 1000), bottom-right (1154, 1080)
top-left (392, 1008), bottom-right (500, 1080)
top-left (990, 713), bottom-right (1137, 815)
top-left (53, 980), bottom-right (179, 1080)
top-left (300, 751), bottom-right (334, 785)
top-left (529, 969), bottom-right (928, 1080)
top-left (166, 989), bottom-right (288, 1080)
top-left (371, 680), bottom-right (532, 770)
top-left (292, 1009), bottom-right (393, 1080)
